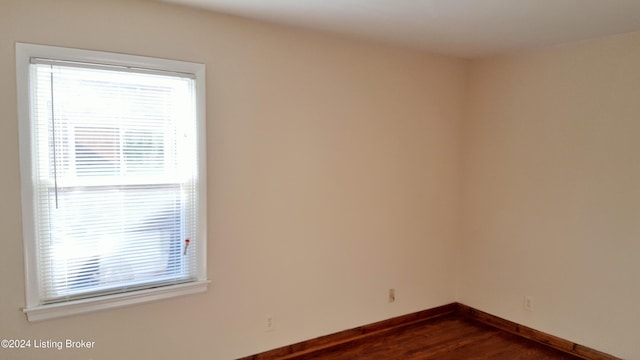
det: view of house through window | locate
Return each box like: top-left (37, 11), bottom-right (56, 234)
top-left (17, 44), bottom-right (207, 320)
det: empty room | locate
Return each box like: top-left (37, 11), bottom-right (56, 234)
top-left (1, 0), bottom-right (639, 359)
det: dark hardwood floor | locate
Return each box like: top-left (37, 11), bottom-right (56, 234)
top-left (286, 314), bottom-right (583, 360)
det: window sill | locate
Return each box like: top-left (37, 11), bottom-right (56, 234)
top-left (23, 280), bottom-right (209, 322)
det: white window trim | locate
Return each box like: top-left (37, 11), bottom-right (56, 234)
top-left (24, 281), bottom-right (210, 322)
top-left (16, 43), bottom-right (209, 322)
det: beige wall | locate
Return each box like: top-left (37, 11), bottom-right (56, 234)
top-left (460, 32), bottom-right (640, 359)
top-left (0, 0), bottom-right (465, 359)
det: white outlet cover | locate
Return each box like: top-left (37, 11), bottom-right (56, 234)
top-left (524, 296), bottom-right (534, 311)
top-left (265, 315), bottom-right (275, 331)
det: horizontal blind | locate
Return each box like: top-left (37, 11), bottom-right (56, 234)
top-left (30, 60), bottom-right (199, 303)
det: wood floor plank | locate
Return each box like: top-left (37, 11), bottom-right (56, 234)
top-left (241, 304), bottom-right (619, 360)
top-left (289, 314), bottom-right (583, 360)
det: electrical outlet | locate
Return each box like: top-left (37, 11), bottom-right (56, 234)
top-left (524, 296), bottom-right (534, 312)
top-left (389, 288), bottom-right (395, 303)
top-left (265, 314), bottom-right (275, 332)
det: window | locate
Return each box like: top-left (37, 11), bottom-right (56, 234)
top-left (16, 43), bottom-right (208, 321)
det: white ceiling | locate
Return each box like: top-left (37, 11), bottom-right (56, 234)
top-left (162, 0), bottom-right (640, 58)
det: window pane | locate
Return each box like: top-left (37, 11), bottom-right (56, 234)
top-left (30, 60), bottom-right (200, 304)
top-left (43, 185), bottom-right (186, 300)
top-left (124, 129), bottom-right (165, 174)
top-left (74, 126), bottom-right (120, 177)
